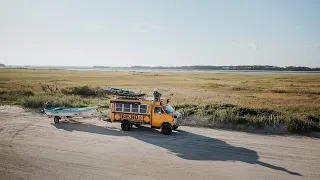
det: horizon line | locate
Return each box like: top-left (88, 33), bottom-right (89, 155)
top-left (1, 64), bottom-right (320, 68)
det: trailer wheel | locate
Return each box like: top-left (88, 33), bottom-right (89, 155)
top-left (161, 124), bottom-right (172, 135)
top-left (121, 120), bottom-right (132, 131)
top-left (54, 116), bottom-right (60, 123)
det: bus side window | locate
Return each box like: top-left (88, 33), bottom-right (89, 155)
top-left (154, 107), bottom-right (163, 114)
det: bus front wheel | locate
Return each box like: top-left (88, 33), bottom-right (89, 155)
top-left (161, 124), bottom-right (172, 135)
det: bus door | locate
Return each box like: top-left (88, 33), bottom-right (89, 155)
top-left (152, 106), bottom-right (165, 127)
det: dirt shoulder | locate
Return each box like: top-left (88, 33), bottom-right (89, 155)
top-left (1, 105), bottom-right (319, 180)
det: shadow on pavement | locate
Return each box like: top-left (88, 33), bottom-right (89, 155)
top-left (53, 122), bottom-right (302, 176)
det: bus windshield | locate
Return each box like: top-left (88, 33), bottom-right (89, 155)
top-left (163, 105), bottom-right (175, 114)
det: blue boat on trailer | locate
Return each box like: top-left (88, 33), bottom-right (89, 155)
top-left (43, 102), bottom-right (101, 123)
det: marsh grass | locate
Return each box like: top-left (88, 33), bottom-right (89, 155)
top-left (231, 86), bottom-right (263, 92)
top-left (19, 94), bottom-right (109, 109)
top-left (61, 85), bottom-right (107, 97)
top-left (1, 68), bottom-right (319, 133)
top-left (0, 90), bottom-right (35, 102)
top-left (0, 88), bottom-right (109, 109)
top-left (173, 103), bottom-right (320, 133)
top-left (270, 88), bottom-right (320, 95)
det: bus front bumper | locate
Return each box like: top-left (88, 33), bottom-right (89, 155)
top-left (173, 111), bottom-right (182, 128)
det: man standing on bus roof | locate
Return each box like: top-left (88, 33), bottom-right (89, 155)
top-left (153, 88), bottom-right (162, 101)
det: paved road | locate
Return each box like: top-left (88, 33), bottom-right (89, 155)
top-left (0, 106), bottom-right (319, 180)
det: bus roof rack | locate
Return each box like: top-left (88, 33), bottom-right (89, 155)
top-left (114, 96), bottom-right (167, 102)
top-left (114, 96), bottom-right (143, 100)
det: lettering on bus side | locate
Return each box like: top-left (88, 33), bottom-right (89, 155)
top-left (121, 114), bottom-right (143, 121)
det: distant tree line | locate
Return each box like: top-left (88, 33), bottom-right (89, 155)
top-left (130, 65), bottom-right (320, 71)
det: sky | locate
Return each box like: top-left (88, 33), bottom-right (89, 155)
top-left (0, 0), bottom-right (319, 67)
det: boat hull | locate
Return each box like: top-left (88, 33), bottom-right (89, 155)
top-left (44, 106), bottom-right (99, 118)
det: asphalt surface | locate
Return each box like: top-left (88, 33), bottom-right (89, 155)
top-left (0, 106), bottom-right (319, 180)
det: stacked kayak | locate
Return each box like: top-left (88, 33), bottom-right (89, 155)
top-left (104, 87), bottom-right (146, 97)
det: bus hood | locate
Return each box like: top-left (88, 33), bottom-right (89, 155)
top-left (172, 111), bottom-right (182, 118)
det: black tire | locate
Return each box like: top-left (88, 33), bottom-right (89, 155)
top-left (172, 125), bottom-right (178, 131)
top-left (134, 124), bottom-right (141, 127)
top-left (161, 124), bottom-right (172, 135)
top-left (121, 121), bottom-right (132, 131)
top-left (54, 116), bottom-right (60, 123)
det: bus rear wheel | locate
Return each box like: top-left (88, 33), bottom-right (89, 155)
top-left (161, 124), bottom-right (172, 135)
top-left (121, 120), bottom-right (132, 131)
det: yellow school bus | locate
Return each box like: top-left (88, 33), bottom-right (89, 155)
top-left (109, 97), bottom-right (181, 135)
